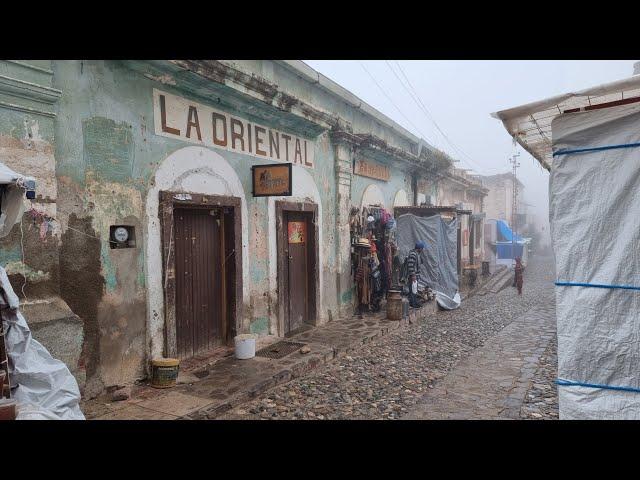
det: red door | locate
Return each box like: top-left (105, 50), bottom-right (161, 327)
top-left (174, 208), bottom-right (225, 358)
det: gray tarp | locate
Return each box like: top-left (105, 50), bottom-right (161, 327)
top-left (396, 213), bottom-right (460, 309)
top-left (551, 101), bottom-right (640, 419)
top-left (0, 266), bottom-right (84, 420)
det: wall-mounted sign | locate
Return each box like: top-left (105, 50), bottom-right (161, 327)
top-left (251, 163), bottom-right (292, 197)
top-left (153, 89), bottom-right (314, 169)
top-left (354, 158), bottom-right (390, 181)
top-left (288, 221), bottom-right (306, 244)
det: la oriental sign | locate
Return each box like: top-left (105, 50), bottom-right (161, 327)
top-left (153, 89), bottom-right (314, 169)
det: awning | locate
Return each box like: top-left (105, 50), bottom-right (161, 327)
top-left (492, 74), bottom-right (640, 171)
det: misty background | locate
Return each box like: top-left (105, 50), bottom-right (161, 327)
top-left (304, 60), bottom-right (636, 245)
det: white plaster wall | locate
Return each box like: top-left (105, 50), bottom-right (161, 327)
top-left (361, 184), bottom-right (386, 208)
top-left (145, 146), bottom-right (249, 359)
top-left (393, 189), bottom-right (409, 207)
top-left (267, 166), bottom-right (323, 336)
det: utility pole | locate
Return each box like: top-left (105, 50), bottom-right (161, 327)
top-left (510, 151), bottom-right (521, 266)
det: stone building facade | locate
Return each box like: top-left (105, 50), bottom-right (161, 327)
top-left (435, 167), bottom-right (488, 267)
top-left (480, 172), bottom-right (525, 224)
top-left (0, 60), bottom-right (454, 398)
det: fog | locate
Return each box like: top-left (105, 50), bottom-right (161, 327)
top-left (304, 60), bottom-right (636, 245)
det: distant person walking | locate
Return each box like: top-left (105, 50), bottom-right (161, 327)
top-left (514, 257), bottom-right (524, 295)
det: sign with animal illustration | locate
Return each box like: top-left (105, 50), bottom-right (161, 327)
top-left (251, 163), bottom-right (292, 197)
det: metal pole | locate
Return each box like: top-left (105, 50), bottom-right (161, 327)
top-left (510, 152), bottom-right (520, 268)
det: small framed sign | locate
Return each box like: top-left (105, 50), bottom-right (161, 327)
top-left (287, 221), bottom-right (306, 244)
top-left (251, 163), bottom-right (292, 197)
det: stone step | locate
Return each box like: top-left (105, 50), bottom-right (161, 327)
top-left (476, 267), bottom-right (511, 295)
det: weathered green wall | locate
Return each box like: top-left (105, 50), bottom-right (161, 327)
top-left (0, 61), bottom-right (86, 385)
top-left (0, 60), bottom-right (60, 299)
top-left (1, 58), bottom-right (463, 401)
top-left (52, 60), bottom-right (338, 395)
top-left (351, 163), bottom-right (414, 210)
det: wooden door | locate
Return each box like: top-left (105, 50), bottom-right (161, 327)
top-left (174, 207), bottom-right (225, 358)
top-left (284, 212), bottom-right (310, 335)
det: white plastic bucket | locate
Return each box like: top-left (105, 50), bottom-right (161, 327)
top-left (234, 334), bottom-right (257, 359)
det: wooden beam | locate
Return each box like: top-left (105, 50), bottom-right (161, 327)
top-left (564, 96), bottom-right (640, 113)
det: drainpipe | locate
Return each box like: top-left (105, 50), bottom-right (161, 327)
top-left (412, 173), bottom-right (418, 206)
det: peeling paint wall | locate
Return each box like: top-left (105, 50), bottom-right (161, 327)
top-left (1, 59), bottom-right (457, 399)
top-left (0, 61), bottom-right (86, 384)
top-left (0, 61), bottom-right (60, 299)
top-left (50, 60), bottom-right (339, 395)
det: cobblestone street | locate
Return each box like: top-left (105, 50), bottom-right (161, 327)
top-left (221, 255), bottom-right (558, 420)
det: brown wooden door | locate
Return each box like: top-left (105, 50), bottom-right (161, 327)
top-left (174, 208), bottom-right (225, 358)
top-left (284, 212), bottom-right (310, 334)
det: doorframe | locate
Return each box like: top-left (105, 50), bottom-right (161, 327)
top-left (159, 191), bottom-right (242, 358)
top-left (275, 201), bottom-right (319, 337)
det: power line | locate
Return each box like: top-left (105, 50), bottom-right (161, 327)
top-left (392, 61), bottom-right (477, 164)
top-left (391, 61), bottom-right (499, 174)
top-left (390, 60), bottom-right (488, 173)
top-left (359, 61), bottom-right (506, 177)
top-left (357, 61), bottom-right (436, 147)
top-left (383, 60), bottom-right (445, 153)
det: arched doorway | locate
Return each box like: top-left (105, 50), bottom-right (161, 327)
top-left (145, 146), bottom-right (248, 359)
top-left (393, 189), bottom-right (409, 207)
top-left (361, 184), bottom-right (386, 209)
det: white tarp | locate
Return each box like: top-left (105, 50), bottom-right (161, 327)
top-left (0, 163), bottom-right (28, 238)
top-left (551, 101), bottom-right (640, 419)
top-left (0, 266), bottom-right (84, 420)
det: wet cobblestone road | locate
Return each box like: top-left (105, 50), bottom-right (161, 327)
top-left (221, 256), bottom-right (558, 420)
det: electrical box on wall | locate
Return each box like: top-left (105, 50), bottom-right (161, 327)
top-left (109, 225), bottom-right (136, 249)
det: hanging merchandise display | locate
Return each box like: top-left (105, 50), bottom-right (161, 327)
top-left (349, 204), bottom-right (397, 316)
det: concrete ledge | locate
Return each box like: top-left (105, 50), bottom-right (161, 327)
top-left (21, 296), bottom-right (84, 387)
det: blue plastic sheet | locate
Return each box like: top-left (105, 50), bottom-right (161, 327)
top-left (496, 220), bottom-right (524, 242)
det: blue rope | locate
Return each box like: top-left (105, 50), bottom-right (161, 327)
top-left (555, 281), bottom-right (640, 291)
top-left (557, 378), bottom-right (640, 394)
top-left (553, 142), bottom-right (640, 157)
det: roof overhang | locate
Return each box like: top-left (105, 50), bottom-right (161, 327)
top-left (491, 74), bottom-right (640, 171)
top-left (394, 205), bottom-right (459, 217)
